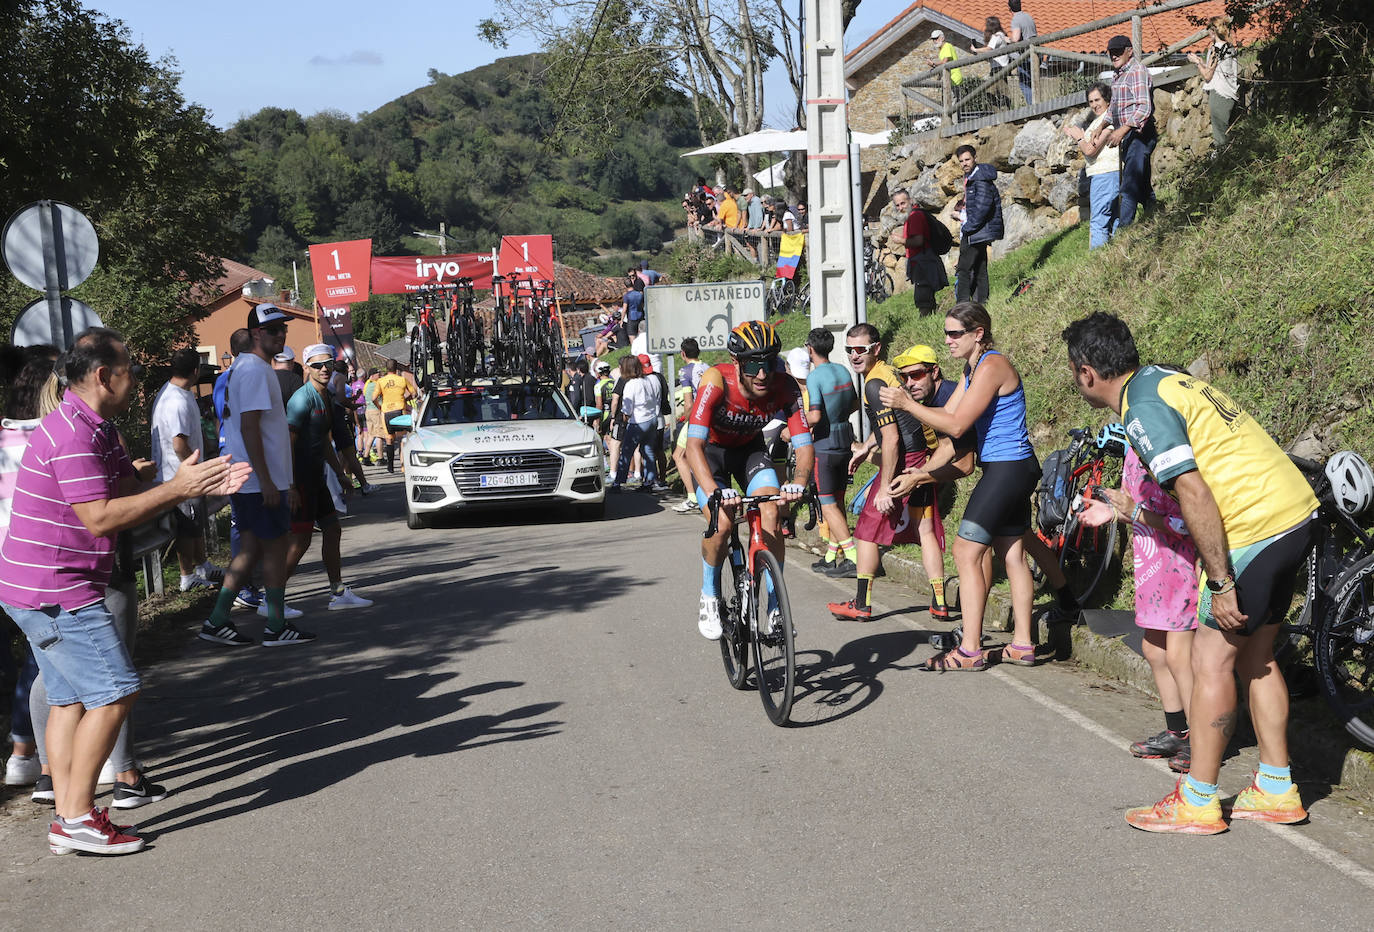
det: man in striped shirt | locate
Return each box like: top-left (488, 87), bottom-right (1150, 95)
top-left (0, 328), bottom-right (248, 856)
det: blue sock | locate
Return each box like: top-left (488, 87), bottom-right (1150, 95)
top-left (1255, 762), bottom-right (1292, 795)
top-left (764, 567), bottom-right (779, 613)
top-left (1181, 775), bottom-right (1218, 807)
top-left (702, 559), bottom-right (722, 597)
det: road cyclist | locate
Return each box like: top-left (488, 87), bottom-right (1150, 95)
top-left (685, 320), bottom-right (814, 641)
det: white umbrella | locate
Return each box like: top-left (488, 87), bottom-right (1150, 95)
top-left (753, 160), bottom-right (788, 188)
top-left (683, 127), bottom-right (896, 158)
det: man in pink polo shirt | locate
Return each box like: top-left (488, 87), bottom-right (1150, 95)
top-left (0, 328), bottom-right (248, 856)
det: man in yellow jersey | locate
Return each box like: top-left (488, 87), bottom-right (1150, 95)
top-left (1064, 312), bottom-right (1318, 835)
top-left (372, 358), bottom-right (416, 474)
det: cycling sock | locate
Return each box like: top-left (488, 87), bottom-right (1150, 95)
top-left (764, 571), bottom-right (779, 614)
top-left (856, 574), bottom-right (873, 609)
top-left (1164, 708), bottom-right (1189, 735)
top-left (331, 580), bottom-right (345, 596)
top-left (701, 559), bottom-right (722, 597)
top-left (1181, 775), bottom-right (1218, 807)
top-left (208, 585), bottom-right (237, 626)
top-left (824, 541), bottom-right (840, 563)
top-left (931, 576), bottom-right (946, 608)
top-left (839, 538), bottom-right (857, 563)
top-left (264, 586), bottom-right (286, 633)
top-left (1255, 762), bottom-right (1293, 795)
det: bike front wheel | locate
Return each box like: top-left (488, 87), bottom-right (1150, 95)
top-left (751, 549), bottom-right (795, 726)
top-left (1315, 552), bottom-right (1374, 750)
top-left (719, 551), bottom-right (750, 690)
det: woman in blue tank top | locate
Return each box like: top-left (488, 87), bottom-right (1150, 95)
top-left (880, 302), bottom-right (1041, 671)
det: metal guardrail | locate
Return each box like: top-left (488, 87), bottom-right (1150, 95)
top-left (900, 0), bottom-right (1219, 137)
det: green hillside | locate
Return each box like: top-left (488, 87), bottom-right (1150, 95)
top-left (225, 53), bottom-right (699, 275)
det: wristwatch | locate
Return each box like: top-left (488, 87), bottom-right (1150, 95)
top-left (1205, 574), bottom-right (1235, 593)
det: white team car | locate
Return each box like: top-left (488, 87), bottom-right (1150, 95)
top-left (401, 378), bottom-right (606, 528)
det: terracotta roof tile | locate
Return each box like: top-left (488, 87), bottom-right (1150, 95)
top-left (192, 259), bottom-right (275, 307)
top-left (850, 2), bottom-right (1265, 60)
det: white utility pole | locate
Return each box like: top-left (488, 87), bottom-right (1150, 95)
top-left (804, 0), bottom-right (861, 337)
top-left (412, 221), bottom-right (447, 254)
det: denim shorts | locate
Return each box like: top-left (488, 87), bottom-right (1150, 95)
top-left (231, 491), bottom-right (291, 541)
top-left (0, 599), bottom-right (140, 708)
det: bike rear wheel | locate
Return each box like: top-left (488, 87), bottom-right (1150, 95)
top-left (719, 550), bottom-right (750, 690)
top-left (1315, 552), bottom-right (1374, 750)
top-left (1058, 505), bottom-right (1117, 605)
top-left (751, 549), bottom-right (795, 725)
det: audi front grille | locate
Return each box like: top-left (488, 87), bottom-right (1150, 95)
top-left (451, 449), bottom-right (564, 498)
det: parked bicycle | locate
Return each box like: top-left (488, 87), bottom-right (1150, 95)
top-left (862, 240), bottom-right (894, 303)
top-left (1033, 423), bottom-right (1128, 604)
top-left (409, 286), bottom-right (445, 390)
top-left (704, 488), bottom-right (818, 726)
top-left (1278, 453), bottom-right (1374, 749)
top-left (766, 275), bottom-right (797, 317)
top-left (445, 278), bottom-right (486, 382)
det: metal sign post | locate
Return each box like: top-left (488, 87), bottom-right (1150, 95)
top-left (2, 200), bottom-right (102, 349)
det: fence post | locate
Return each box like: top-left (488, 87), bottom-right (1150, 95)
top-left (1029, 43), bottom-right (1040, 106)
top-left (941, 67), bottom-right (952, 127)
top-left (1131, 15), bottom-right (1143, 60)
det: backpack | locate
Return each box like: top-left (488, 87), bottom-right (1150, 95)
top-left (1035, 447), bottom-right (1076, 533)
top-left (920, 208), bottom-right (954, 256)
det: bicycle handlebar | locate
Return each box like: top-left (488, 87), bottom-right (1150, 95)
top-left (702, 488), bottom-right (818, 540)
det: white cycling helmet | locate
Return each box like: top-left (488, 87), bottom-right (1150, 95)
top-left (1325, 450), bottom-right (1374, 517)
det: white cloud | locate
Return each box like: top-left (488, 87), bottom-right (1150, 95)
top-left (308, 50), bottom-right (384, 67)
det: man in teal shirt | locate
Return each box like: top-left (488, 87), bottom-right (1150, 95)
top-left (804, 327), bottom-right (859, 574)
top-left (283, 344), bottom-right (373, 613)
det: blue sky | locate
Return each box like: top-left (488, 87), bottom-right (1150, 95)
top-left (92, 0), bottom-right (893, 130)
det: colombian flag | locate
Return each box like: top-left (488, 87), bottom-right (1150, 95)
top-left (776, 232), bottom-right (806, 280)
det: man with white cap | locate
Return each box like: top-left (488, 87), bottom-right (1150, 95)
top-left (200, 303), bottom-right (315, 647)
top-left (932, 30), bottom-right (963, 87)
top-left (282, 344), bottom-right (373, 611)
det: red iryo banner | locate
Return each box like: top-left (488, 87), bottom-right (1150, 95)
top-left (308, 239), bottom-right (372, 303)
top-left (498, 235), bottom-right (555, 283)
top-left (370, 253), bottom-right (494, 294)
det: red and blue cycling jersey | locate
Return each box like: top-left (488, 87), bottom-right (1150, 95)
top-left (687, 363), bottom-right (812, 449)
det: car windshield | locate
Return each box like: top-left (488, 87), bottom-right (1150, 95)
top-left (420, 384), bottom-right (573, 426)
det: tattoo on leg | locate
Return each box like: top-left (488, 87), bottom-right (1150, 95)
top-left (1210, 710), bottom-right (1237, 739)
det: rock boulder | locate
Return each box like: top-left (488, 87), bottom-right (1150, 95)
top-left (1008, 119), bottom-right (1057, 166)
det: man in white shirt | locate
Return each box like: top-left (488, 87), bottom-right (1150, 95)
top-left (199, 303), bottom-right (315, 647)
top-left (151, 348), bottom-right (220, 591)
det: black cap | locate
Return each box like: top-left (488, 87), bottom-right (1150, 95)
top-left (1107, 35), bottom-right (1131, 55)
top-left (247, 302), bottom-right (289, 329)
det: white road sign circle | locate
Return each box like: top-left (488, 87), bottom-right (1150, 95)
top-left (2, 201), bottom-right (100, 292)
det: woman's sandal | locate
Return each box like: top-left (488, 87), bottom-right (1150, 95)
top-left (922, 647), bottom-right (986, 672)
top-left (1000, 643), bottom-right (1042, 667)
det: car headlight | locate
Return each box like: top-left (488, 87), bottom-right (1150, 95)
top-left (559, 443), bottom-right (599, 459)
top-left (410, 451), bottom-right (453, 467)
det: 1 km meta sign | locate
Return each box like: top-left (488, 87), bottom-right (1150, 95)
top-left (498, 235), bottom-right (555, 282)
top-left (308, 239), bottom-right (372, 302)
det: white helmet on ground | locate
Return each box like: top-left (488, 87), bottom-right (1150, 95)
top-left (1325, 450), bottom-right (1374, 517)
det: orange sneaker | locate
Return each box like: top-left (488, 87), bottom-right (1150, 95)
top-left (1124, 779), bottom-right (1228, 835)
top-left (827, 599), bottom-right (872, 622)
top-left (1223, 778), bottom-right (1307, 824)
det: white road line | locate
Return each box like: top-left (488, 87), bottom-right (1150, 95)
top-left (991, 667), bottom-right (1374, 891)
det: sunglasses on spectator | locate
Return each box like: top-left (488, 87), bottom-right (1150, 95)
top-left (944, 328), bottom-right (971, 339)
top-left (263, 324), bottom-right (287, 335)
top-left (899, 366), bottom-right (934, 381)
top-left (845, 343), bottom-right (878, 356)
top-left (307, 361), bottom-right (332, 370)
top-left (739, 357), bottom-right (774, 377)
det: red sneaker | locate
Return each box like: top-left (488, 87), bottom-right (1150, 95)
top-left (929, 603), bottom-right (952, 621)
top-left (827, 599), bottom-right (873, 622)
top-left (48, 807), bottom-right (145, 855)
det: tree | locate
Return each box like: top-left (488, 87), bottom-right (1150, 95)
top-left (480, 0), bottom-right (804, 179)
top-left (0, 0), bottom-right (238, 362)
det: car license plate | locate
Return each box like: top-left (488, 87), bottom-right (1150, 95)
top-left (479, 472), bottom-right (539, 488)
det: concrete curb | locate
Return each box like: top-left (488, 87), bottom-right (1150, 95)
top-left (1068, 622), bottom-right (1374, 803)
top-left (791, 517), bottom-right (1374, 802)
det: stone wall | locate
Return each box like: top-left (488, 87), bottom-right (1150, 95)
top-left (870, 75), bottom-right (1216, 287)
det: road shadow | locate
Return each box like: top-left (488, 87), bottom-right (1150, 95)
top-left (786, 628), bottom-right (924, 727)
top-left (125, 560), bottom-right (635, 832)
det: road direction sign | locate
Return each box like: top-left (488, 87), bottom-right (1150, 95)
top-left (12, 296), bottom-right (102, 347)
top-left (644, 280), bottom-right (766, 355)
top-left (2, 201), bottom-right (99, 292)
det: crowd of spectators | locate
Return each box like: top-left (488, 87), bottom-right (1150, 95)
top-left (684, 176), bottom-right (808, 257)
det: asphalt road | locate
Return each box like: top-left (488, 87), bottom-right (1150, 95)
top-left (2, 470), bottom-right (1372, 928)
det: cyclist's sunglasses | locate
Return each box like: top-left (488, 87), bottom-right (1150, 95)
top-left (845, 342), bottom-right (879, 356)
top-left (739, 356), bottom-right (775, 377)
